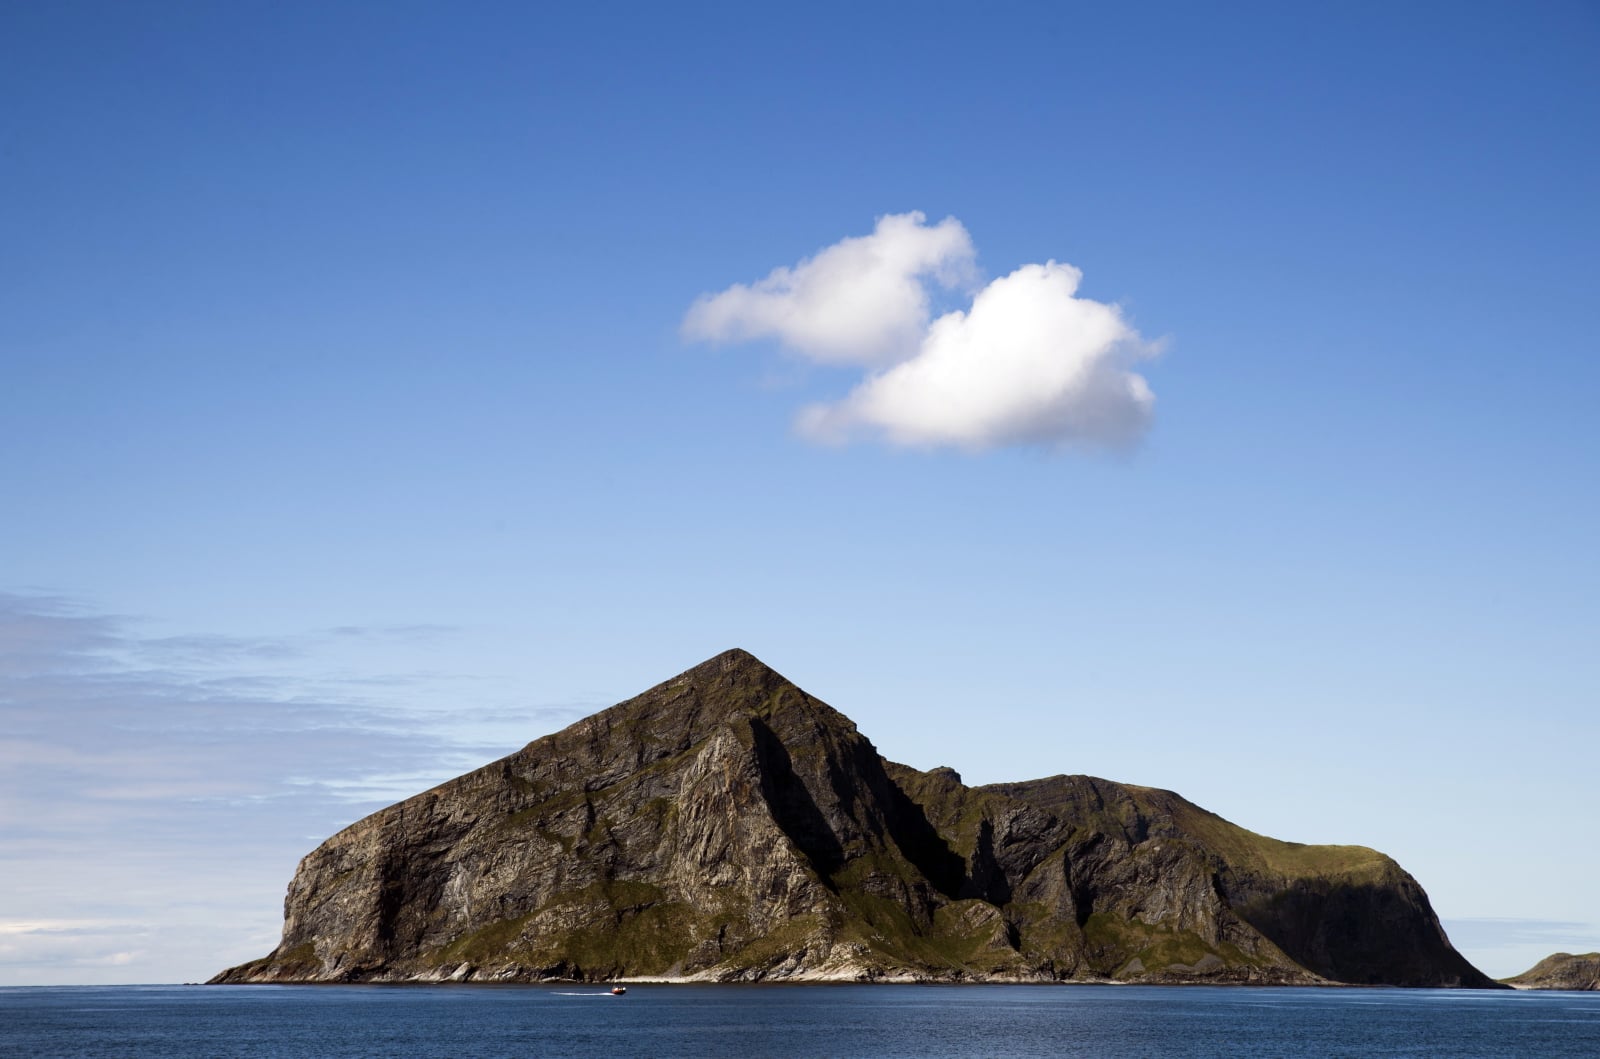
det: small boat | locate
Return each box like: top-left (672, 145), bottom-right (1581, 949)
top-left (610, 986), bottom-right (627, 995)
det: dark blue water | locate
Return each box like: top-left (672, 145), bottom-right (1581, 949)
top-left (2, 984), bottom-right (1596, 1058)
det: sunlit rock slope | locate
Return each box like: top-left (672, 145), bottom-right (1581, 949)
top-left (213, 650), bottom-right (1496, 987)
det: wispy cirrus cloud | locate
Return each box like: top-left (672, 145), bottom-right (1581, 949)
top-left (1442, 917), bottom-right (1600, 950)
top-left (1439, 917), bottom-right (1600, 979)
top-left (0, 591), bottom-right (588, 984)
top-left (684, 212), bottom-right (1160, 451)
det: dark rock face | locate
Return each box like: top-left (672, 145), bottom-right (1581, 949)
top-left (1502, 952), bottom-right (1600, 990)
top-left (212, 650), bottom-right (1497, 987)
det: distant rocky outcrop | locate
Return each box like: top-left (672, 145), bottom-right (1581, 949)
top-left (1502, 952), bottom-right (1600, 990)
top-left (212, 650), bottom-right (1497, 987)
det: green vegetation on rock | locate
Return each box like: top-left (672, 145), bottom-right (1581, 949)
top-left (210, 649), bottom-right (1497, 989)
top-left (1501, 952), bottom-right (1600, 991)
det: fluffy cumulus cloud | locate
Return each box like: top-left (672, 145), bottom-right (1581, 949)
top-left (681, 211), bottom-right (976, 365)
top-left (684, 213), bottom-right (1158, 450)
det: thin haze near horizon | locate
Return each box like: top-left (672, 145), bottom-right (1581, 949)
top-left (3, 1), bottom-right (1597, 985)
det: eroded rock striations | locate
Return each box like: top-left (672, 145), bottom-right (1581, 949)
top-left (1502, 952), bottom-right (1600, 990)
top-left (212, 650), bottom-right (1496, 987)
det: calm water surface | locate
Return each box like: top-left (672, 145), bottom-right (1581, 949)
top-left (3, 983), bottom-right (1597, 1058)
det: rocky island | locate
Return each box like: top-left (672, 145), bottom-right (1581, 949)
top-left (1502, 952), bottom-right (1600, 990)
top-left (213, 649), bottom-right (1496, 987)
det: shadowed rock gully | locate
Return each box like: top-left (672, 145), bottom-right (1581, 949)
top-left (212, 649), bottom-right (1499, 987)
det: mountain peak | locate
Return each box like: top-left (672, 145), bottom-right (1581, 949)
top-left (684, 646), bottom-right (772, 679)
top-left (629, 647), bottom-right (833, 727)
top-left (212, 651), bottom-right (1496, 989)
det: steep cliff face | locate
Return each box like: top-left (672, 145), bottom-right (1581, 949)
top-left (212, 649), bottom-right (1496, 987)
top-left (1503, 953), bottom-right (1600, 990)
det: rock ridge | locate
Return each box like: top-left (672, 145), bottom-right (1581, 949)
top-left (1502, 952), bottom-right (1600, 991)
top-left (212, 649), bottom-right (1497, 988)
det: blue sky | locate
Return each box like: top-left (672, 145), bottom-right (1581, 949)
top-left (3, 1), bottom-right (1596, 983)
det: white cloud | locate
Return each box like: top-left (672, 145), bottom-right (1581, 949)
top-left (0, 919), bottom-right (125, 935)
top-left (681, 211), bottom-right (975, 365)
top-left (800, 262), bottom-right (1156, 449)
top-left (0, 591), bottom-right (588, 985)
top-left (79, 950), bottom-right (141, 967)
top-left (684, 214), bottom-right (1160, 451)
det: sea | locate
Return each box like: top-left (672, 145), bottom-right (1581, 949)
top-left (2, 983), bottom-right (1597, 1058)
